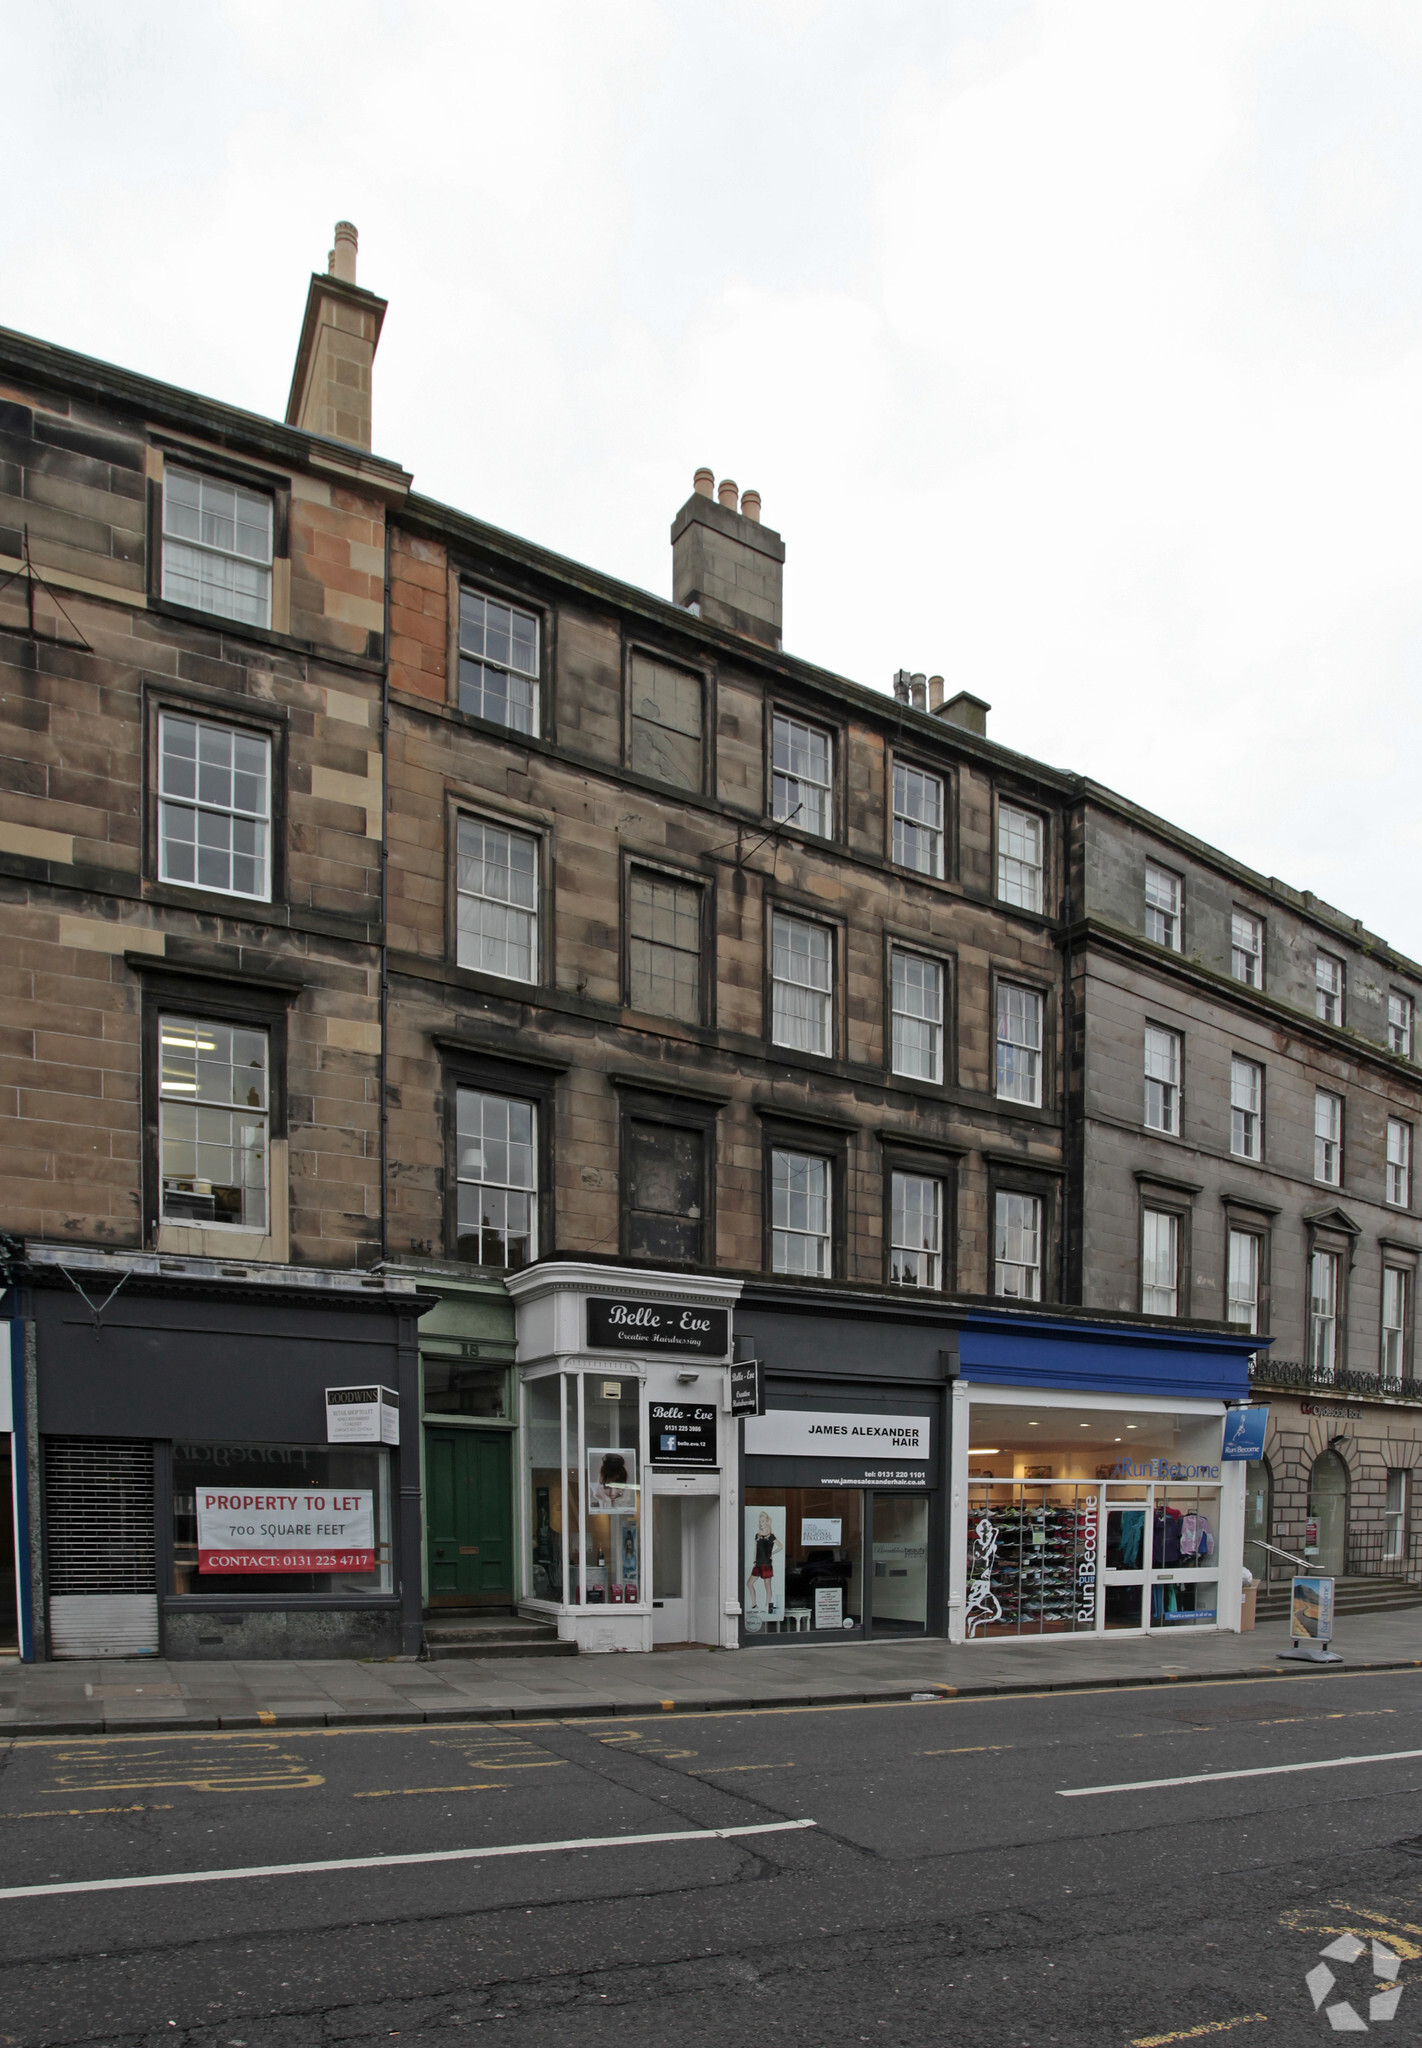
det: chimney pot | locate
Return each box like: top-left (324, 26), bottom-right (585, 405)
top-left (911, 671), bottom-right (927, 711)
top-left (929, 674), bottom-right (945, 711)
top-left (694, 467), bottom-right (715, 498)
top-left (740, 488), bottom-right (761, 523)
top-left (332, 220), bottom-right (358, 284)
top-left (718, 477), bottom-right (739, 511)
top-left (893, 669), bottom-right (912, 704)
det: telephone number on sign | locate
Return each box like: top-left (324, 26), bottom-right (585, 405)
top-left (199, 1550), bottom-right (376, 1573)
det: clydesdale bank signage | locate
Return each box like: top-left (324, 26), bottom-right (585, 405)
top-left (586, 1296), bottom-right (730, 1357)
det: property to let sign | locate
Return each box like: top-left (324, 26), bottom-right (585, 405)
top-left (196, 1490), bottom-right (376, 1574)
top-left (586, 1296), bottom-right (729, 1357)
top-left (325, 1385), bottom-right (400, 1445)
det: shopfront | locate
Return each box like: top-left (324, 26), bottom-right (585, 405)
top-left (506, 1263), bottom-right (742, 1653)
top-left (24, 1248), bottom-right (431, 1660)
top-left (945, 1309), bottom-right (1261, 1645)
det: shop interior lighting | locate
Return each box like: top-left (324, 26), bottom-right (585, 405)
top-left (969, 1447), bottom-right (1000, 1455)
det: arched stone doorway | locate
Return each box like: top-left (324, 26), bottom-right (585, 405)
top-left (1308, 1449), bottom-right (1349, 1579)
top-left (1245, 1457), bottom-right (1273, 1580)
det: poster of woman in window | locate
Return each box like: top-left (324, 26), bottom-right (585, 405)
top-left (588, 1448), bottom-right (638, 1512)
top-left (744, 1505), bottom-right (785, 1629)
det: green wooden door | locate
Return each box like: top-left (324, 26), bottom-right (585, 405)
top-left (426, 1428), bottom-right (514, 1605)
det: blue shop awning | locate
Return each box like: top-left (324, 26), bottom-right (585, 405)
top-left (946, 1308), bottom-right (1262, 1404)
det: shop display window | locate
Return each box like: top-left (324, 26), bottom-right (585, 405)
top-left (524, 1371), bottom-right (644, 1607)
top-left (744, 1487), bottom-right (863, 1635)
top-left (965, 1482), bottom-right (1099, 1637)
top-left (171, 1442), bottom-right (392, 1595)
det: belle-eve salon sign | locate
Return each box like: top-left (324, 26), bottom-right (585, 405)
top-left (586, 1296), bottom-right (729, 1357)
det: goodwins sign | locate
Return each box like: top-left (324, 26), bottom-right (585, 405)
top-left (586, 1296), bottom-right (729, 1357)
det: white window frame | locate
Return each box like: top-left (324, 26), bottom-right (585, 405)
top-left (997, 803), bottom-right (1044, 913)
top-left (454, 1088), bottom-right (537, 1269)
top-left (1314, 1090), bottom-right (1343, 1187)
top-left (892, 761), bottom-right (944, 878)
top-left (458, 588), bottom-right (540, 734)
top-left (1141, 1208), bottom-right (1180, 1317)
top-left (1387, 1119), bottom-right (1412, 1210)
top-left (890, 948), bottom-right (944, 1084)
top-left (889, 1170), bottom-right (942, 1290)
top-left (157, 711), bottom-right (272, 902)
top-left (1315, 952), bottom-right (1343, 1026)
top-left (158, 1014), bottom-right (270, 1233)
top-left (1145, 864), bottom-right (1182, 951)
top-left (1230, 910), bottom-right (1262, 988)
top-left (1229, 1056), bottom-right (1262, 1161)
top-left (1388, 991), bottom-right (1414, 1060)
top-left (1309, 1248), bottom-right (1339, 1378)
top-left (1227, 1229), bottom-right (1261, 1334)
top-left (1382, 1268), bottom-right (1409, 1386)
top-left (771, 1148), bottom-right (831, 1277)
top-left (1385, 1468), bottom-right (1409, 1562)
top-left (455, 817), bottom-right (539, 983)
top-left (995, 982), bottom-right (1043, 1107)
top-left (771, 713), bottom-right (832, 838)
top-left (771, 912), bottom-right (833, 1056)
top-left (1144, 1025), bottom-right (1182, 1135)
top-left (994, 1190), bottom-right (1042, 1301)
top-left (161, 464), bottom-right (273, 629)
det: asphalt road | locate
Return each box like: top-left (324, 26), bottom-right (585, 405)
top-left (2, 1667), bottom-right (1422, 2047)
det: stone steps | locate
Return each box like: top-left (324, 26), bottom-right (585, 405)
top-left (1254, 1576), bottom-right (1422, 1622)
top-left (421, 1613), bottom-right (577, 1660)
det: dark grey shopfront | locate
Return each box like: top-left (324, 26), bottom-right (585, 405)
top-left (23, 1256), bottom-right (431, 1660)
top-left (734, 1287), bottom-right (953, 1645)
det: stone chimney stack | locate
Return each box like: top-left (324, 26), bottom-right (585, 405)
top-left (672, 470), bottom-right (784, 648)
top-left (286, 221), bottom-right (387, 451)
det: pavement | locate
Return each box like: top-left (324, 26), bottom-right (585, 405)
top-left (2, 1608), bottom-right (1419, 1731)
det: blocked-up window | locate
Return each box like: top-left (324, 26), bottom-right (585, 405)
top-left (626, 1121), bottom-right (705, 1265)
top-left (630, 656), bottom-right (703, 790)
top-left (628, 870), bottom-right (702, 1023)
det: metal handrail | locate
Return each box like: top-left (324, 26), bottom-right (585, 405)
top-left (1247, 1538), bottom-right (1308, 1570)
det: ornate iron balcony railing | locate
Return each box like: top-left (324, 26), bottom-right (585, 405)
top-left (1248, 1355), bottom-right (1422, 1405)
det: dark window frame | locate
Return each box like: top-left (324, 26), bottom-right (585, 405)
top-left (1221, 1197), bottom-right (1274, 1337)
top-left (146, 440), bottom-right (292, 640)
top-left (622, 639), bottom-right (715, 797)
top-left (884, 744), bottom-right (956, 883)
top-left (451, 574), bottom-right (552, 740)
top-left (615, 1085), bottom-right (720, 1269)
top-left (764, 892), bottom-right (845, 1063)
top-left (764, 698), bottom-right (847, 846)
top-left (991, 789), bottom-right (1052, 919)
top-left (439, 1046), bottom-right (559, 1270)
top-left (1380, 1251), bottom-right (1416, 1381)
top-left (619, 851), bottom-right (716, 1030)
top-left (986, 1161), bottom-right (1061, 1305)
top-left (758, 1111), bottom-right (853, 1281)
top-left (443, 793), bottom-right (552, 995)
top-left (879, 1134), bottom-right (960, 1294)
top-left (1304, 1215), bottom-right (1356, 1374)
top-left (989, 966), bottom-right (1055, 1115)
top-left (1136, 1183), bottom-right (1194, 1319)
top-left (142, 678), bottom-right (289, 909)
top-left (883, 929), bottom-right (956, 1090)
top-left (137, 964), bottom-right (294, 1249)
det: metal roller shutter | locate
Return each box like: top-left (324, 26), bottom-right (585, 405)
top-left (45, 1438), bottom-right (159, 1658)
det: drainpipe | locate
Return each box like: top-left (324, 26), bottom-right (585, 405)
top-left (378, 520), bottom-right (391, 1266)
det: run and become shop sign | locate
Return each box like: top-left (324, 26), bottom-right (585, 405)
top-left (196, 1489), bottom-right (376, 1574)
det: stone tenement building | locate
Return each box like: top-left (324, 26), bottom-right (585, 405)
top-left (0, 225), bottom-right (1415, 1664)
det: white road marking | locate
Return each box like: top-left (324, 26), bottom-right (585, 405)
top-left (0, 1818), bottom-right (817, 1902)
top-left (1060, 1747), bottom-right (1422, 1798)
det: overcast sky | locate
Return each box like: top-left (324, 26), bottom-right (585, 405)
top-left (6, 2), bottom-right (1422, 955)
